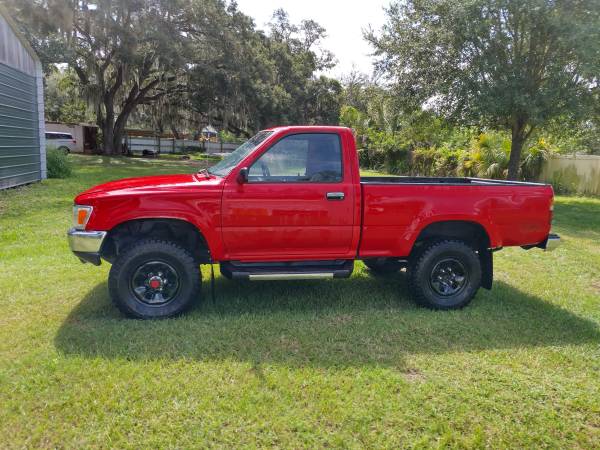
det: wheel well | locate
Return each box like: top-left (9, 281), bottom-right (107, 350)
top-left (412, 221), bottom-right (490, 252)
top-left (411, 220), bottom-right (493, 290)
top-left (101, 219), bottom-right (210, 263)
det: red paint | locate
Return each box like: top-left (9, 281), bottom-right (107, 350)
top-left (75, 126), bottom-right (554, 262)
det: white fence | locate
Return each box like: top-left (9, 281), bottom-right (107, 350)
top-left (124, 136), bottom-right (240, 155)
top-left (541, 154), bottom-right (600, 196)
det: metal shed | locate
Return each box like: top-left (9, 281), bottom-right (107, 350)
top-left (0, 6), bottom-right (45, 189)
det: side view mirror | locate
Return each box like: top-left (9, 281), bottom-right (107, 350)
top-left (237, 167), bottom-right (249, 184)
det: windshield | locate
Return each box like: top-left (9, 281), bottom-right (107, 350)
top-left (208, 131), bottom-right (273, 177)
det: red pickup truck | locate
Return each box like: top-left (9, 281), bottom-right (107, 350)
top-left (68, 126), bottom-right (559, 318)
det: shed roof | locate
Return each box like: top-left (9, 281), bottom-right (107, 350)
top-left (0, 4), bottom-right (41, 66)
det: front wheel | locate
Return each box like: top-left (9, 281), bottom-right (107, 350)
top-left (108, 239), bottom-right (201, 318)
top-left (408, 240), bottom-right (481, 310)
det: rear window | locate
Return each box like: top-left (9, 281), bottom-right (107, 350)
top-left (46, 133), bottom-right (73, 140)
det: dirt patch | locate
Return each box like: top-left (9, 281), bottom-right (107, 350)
top-left (592, 281), bottom-right (600, 295)
top-left (403, 368), bottom-right (425, 383)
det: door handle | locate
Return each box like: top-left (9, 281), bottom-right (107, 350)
top-left (326, 192), bottom-right (345, 200)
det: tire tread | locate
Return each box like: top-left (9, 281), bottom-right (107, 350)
top-left (108, 239), bottom-right (200, 318)
top-left (408, 239), bottom-right (480, 310)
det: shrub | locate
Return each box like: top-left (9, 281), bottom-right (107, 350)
top-left (521, 138), bottom-right (555, 181)
top-left (384, 147), bottom-right (410, 174)
top-left (470, 133), bottom-right (510, 179)
top-left (411, 146), bottom-right (468, 177)
top-left (46, 148), bottom-right (73, 178)
top-left (358, 148), bottom-right (385, 170)
top-left (411, 147), bottom-right (438, 176)
top-left (357, 128), bottom-right (547, 181)
top-left (433, 146), bottom-right (466, 177)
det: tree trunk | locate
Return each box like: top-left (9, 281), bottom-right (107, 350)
top-left (170, 124), bottom-right (181, 140)
top-left (102, 122), bottom-right (115, 155)
top-left (507, 120), bottom-right (528, 180)
top-left (101, 97), bottom-right (117, 155)
top-left (113, 100), bottom-right (140, 155)
top-left (113, 113), bottom-right (129, 155)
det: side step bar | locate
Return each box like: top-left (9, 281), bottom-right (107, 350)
top-left (220, 260), bottom-right (354, 281)
top-left (248, 273), bottom-right (334, 281)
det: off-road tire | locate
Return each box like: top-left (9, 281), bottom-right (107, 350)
top-left (108, 239), bottom-right (201, 318)
top-left (408, 240), bottom-right (481, 310)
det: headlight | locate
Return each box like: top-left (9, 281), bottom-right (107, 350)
top-left (73, 205), bottom-right (93, 230)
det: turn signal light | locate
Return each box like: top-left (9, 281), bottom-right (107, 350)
top-left (73, 205), bottom-right (93, 230)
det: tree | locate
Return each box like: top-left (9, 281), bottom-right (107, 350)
top-left (186, 7), bottom-right (339, 135)
top-left (44, 67), bottom-right (90, 123)
top-left (303, 76), bottom-right (342, 125)
top-left (9, 1), bottom-right (340, 144)
top-left (367, 0), bottom-right (600, 179)
top-left (9, 0), bottom-right (192, 154)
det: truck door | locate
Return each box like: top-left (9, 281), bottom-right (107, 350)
top-left (221, 132), bottom-right (355, 260)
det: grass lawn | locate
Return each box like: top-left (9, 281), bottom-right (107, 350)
top-left (1, 155), bottom-right (599, 448)
top-left (157, 152), bottom-right (223, 163)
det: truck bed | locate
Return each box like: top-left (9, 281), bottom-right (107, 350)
top-left (358, 177), bottom-right (554, 258)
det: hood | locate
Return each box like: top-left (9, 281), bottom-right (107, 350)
top-left (75, 173), bottom-right (220, 203)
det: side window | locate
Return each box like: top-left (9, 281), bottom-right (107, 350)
top-left (248, 133), bottom-right (342, 183)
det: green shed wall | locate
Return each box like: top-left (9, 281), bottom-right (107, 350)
top-left (0, 61), bottom-right (41, 188)
top-left (0, 9), bottom-right (45, 190)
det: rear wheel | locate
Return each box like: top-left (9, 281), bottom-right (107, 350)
top-left (408, 240), bottom-right (481, 310)
top-left (58, 146), bottom-right (70, 154)
top-left (363, 257), bottom-right (404, 274)
top-left (108, 239), bottom-right (201, 318)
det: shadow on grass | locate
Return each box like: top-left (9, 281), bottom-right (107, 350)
top-left (55, 274), bottom-right (600, 369)
top-left (554, 197), bottom-right (600, 238)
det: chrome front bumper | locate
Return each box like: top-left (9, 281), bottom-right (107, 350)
top-left (544, 233), bottom-right (561, 251)
top-left (67, 228), bottom-right (107, 264)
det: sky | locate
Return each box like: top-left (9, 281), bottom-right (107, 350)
top-left (234, 0), bottom-right (392, 78)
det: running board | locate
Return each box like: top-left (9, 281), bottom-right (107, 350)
top-left (248, 273), bottom-right (334, 281)
top-left (220, 260), bottom-right (354, 281)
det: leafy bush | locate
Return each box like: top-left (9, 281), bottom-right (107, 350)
top-left (413, 147), bottom-right (470, 177)
top-left (358, 148), bottom-right (385, 170)
top-left (353, 115), bottom-right (555, 181)
top-left (469, 133), bottom-right (511, 179)
top-left (384, 148), bottom-right (410, 174)
top-left (411, 147), bottom-right (437, 176)
top-left (521, 138), bottom-right (555, 181)
top-left (433, 146), bottom-right (466, 177)
top-left (46, 148), bottom-right (73, 178)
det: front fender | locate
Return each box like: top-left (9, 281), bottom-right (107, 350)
top-left (84, 192), bottom-right (225, 261)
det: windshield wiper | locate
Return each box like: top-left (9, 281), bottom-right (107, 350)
top-left (197, 168), bottom-right (212, 177)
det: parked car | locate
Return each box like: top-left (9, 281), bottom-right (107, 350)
top-left (67, 126), bottom-right (560, 318)
top-left (46, 132), bottom-right (76, 153)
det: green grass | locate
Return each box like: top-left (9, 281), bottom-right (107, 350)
top-left (360, 168), bottom-right (390, 177)
top-left (158, 152), bottom-right (223, 163)
top-left (0, 154), bottom-right (599, 448)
